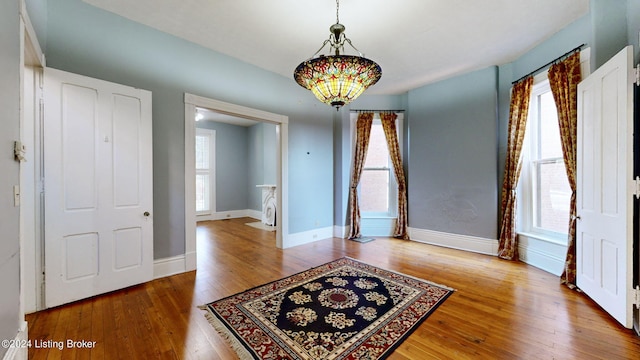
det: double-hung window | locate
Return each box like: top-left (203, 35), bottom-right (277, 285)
top-left (352, 113), bottom-right (403, 218)
top-left (195, 128), bottom-right (215, 215)
top-left (360, 119), bottom-right (397, 216)
top-left (519, 78), bottom-right (571, 239)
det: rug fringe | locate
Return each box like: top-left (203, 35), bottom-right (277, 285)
top-left (199, 305), bottom-right (255, 360)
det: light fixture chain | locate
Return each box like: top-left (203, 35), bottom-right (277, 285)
top-left (336, 0), bottom-right (340, 24)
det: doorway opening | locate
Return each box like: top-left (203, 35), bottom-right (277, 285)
top-left (183, 94), bottom-right (289, 272)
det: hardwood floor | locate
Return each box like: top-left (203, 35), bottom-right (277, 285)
top-left (27, 217), bottom-right (640, 359)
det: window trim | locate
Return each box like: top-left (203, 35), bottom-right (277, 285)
top-left (518, 76), bottom-right (568, 242)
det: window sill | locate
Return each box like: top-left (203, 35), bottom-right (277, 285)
top-left (361, 215), bottom-right (397, 220)
top-left (517, 231), bottom-right (567, 246)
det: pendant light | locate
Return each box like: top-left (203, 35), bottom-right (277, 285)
top-left (293, 0), bottom-right (382, 110)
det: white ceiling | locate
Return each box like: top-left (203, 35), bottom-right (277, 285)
top-left (83, 0), bottom-right (589, 95)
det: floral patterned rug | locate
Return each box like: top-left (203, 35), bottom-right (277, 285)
top-left (200, 257), bottom-right (453, 359)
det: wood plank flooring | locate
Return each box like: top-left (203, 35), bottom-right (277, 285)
top-left (26, 217), bottom-right (640, 359)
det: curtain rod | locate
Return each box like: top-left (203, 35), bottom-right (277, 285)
top-left (512, 43), bottom-right (585, 85)
top-left (349, 110), bottom-right (405, 113)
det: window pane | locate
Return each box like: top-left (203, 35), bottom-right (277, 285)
top-left (364, 123), bottom-right (389, 168)
top-left (360, 170), bottom-right (389, 213)
top-left (196, 174), bottom-right (210, 212)
top-left (538, 91), bottom-right (563, 159)
top-left (535, 161), bottom-right (571, 233)
top-left (195, 135), bottom-right (209, 170)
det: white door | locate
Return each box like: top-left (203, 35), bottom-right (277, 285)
top-left (577, 46), bottom-right (634, 328)
top-left (44, 68), bottom-right (153, 308)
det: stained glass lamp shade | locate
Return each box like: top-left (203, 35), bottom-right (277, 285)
top-left (294, 55), bottom-right (381, 109)
top-left (293, 1), bottom-right (382, 110)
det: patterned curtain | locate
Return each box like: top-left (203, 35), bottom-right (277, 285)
top-left (548, 52), bottom-right (582, 289)
top-left (498, 76), bottom-right (534, 260)
top-left (348, 112), bottom-right (374, 239)
top-left (380, 112), bottom-right (409, 240)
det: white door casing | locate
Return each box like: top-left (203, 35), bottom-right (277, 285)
top-left (184, 93), bottom-right (289, 255)
top-left (576, 45), bottom-right (634, 328)
top-left (44, 68), bottom-right (153, 308)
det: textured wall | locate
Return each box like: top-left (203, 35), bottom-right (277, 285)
top-left (407, 67), bottom-right (499, 239)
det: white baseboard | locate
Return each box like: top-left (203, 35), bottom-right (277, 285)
top-left (244, 209), bottom-right (262, 220)
top-left (2, 321), bottom-right (27, 360)
top-left (286, 226), bottom-right (334, 248)
top-left (185, 250), bottom-right (197, 272)
top-left (408, 227), bottom-right (498, 256)
top-left (517, 233), bottom-right (567, 276)
top-left (334, 225), bottom-right (348, 239)
top-left (153, 255), bottom-right (187, 279)
top-left (197, 209), bottom-right (261, 222)
top-left (408, 227), bottom-right (566, 276)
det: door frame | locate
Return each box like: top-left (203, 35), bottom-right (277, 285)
top-left (183, 94), bottom-right (289, 271)
top-left (20, 0), bottom-right (46, 313)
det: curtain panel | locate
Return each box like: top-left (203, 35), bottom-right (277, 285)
top-left (498, 76), bottom-right (533, 260)
top-left (347, 112), bottom-right (374, 239)
top-left (548, 52), bottom-right (582, 288)
top-left (380, 112), bottom-right (409, 239)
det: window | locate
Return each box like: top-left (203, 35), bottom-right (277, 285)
top-left (520, 79), bottom-right (571, 238)
top-left (352, 113), bottom-right (402, 218)
top-left (195, 128), bottom-right (215, 215)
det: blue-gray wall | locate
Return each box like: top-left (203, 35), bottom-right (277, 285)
top-left (627, 0), bottom-right (640, 63)
top-left (407, 67), bottom-right (499, 239)
top-left (24, 0), bottom-right (47, 52)
top-left (248, 124), bottom-right (262, 211)
top-left (196, 121), bottom-right (249, 212)
top-left (1, 1), bottom-right (22, 357)
top-left (195, 121), bottom-right (277, 213)
top-left (248, 123), bottom-right (277, 211)
top-left (263, 123), bottom-right (278, 186)
top-left (39, 0), bottom-right (335, 259)
top-left (591, 0), bottom-right (628, 70)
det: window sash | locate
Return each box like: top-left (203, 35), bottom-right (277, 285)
top-left (519, 79), bottom-right (569, 240)
top-left (195, 129), bottom-right (214, 215)
top-left (195, 173), bottom-right (210, 213)
top-left (360, 168), bottom-right (394, 216)
top-left (195, 134), bottom-right (210, 170)
top-left (530, 158), bottom-right (570, 235)
top-left (355, 117), bottom-right (400, 218)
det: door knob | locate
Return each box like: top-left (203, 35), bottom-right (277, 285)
top-left (143, 211), bottom-right (150, 217)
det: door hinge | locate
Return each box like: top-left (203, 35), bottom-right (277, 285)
top-left (635, 65), bottom-right (640, 86)
top-left (634, 177), bottom-right (640, 199)
top-left (634, 286), bottom-right (640, 307)
top-left (38, 68), bottom-right (44, 89)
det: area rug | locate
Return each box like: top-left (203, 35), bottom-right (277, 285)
top-left (200, 257), bottom-right (453, 359)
